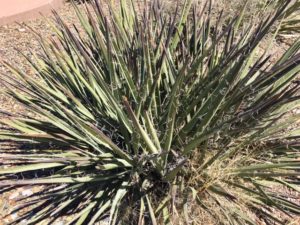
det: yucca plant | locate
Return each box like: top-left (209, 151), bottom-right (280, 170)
top-left (278, 0), bottom-right (300, 36)
top-left (0, 0), bottom-right (300, 224)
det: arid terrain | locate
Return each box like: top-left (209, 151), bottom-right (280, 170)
top-left (0, 1), bottom-right (299, 224)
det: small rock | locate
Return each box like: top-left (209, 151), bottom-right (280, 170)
top-left (20, 220), bottom-right (28, 224)
top-left (11, 213), bottom-right (18, 220)
top-left (294, 108), bottom-right (300, 114)
top-left (54, 221), bottom-right (64, 225)
top-left (21, 189), bottom-right (33, 196)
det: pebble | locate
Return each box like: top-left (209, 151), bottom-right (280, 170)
top-left (21, 189), bottom-right (33, 196)
top-left (11, 213), bottom-right (18, 220)
top-left (20, 220), bottom-right (28, 224)
top-left (18, 28), bottom-right (26, 32)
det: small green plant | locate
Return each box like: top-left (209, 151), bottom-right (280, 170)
top-left (0, 0), bottom-right (300, 224)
